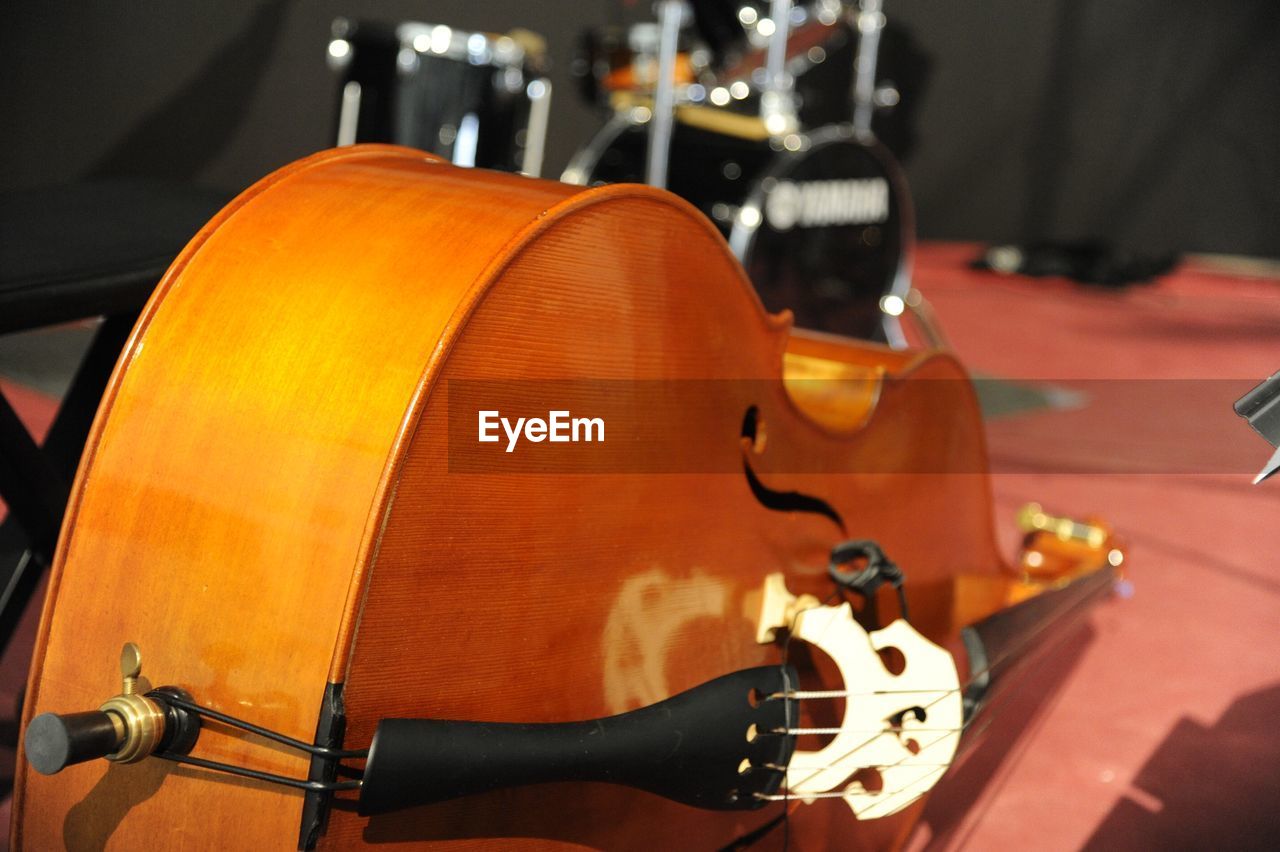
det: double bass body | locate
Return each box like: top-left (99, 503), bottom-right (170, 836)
top-left (15, 146), bottom-right (1022, 849)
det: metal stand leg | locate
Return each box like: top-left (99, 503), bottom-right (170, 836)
top-left (645, 0), bottom-right (686, 189)
top-left (0, 313), bottom-right (136, 658)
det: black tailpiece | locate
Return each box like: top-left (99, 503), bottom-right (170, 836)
top-left (358, 665), bottom-right (797, 815)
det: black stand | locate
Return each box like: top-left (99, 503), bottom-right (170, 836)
top-left (0, 178), bottom-right (228, 663)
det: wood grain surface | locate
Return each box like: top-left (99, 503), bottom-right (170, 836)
top-left (14, 146), bottom-right (1017, 850)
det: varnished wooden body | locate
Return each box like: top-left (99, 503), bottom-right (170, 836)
top-left (14, 146), bottom-right (1016, 850)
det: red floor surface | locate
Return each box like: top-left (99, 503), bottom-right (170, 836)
top-left (2, 245), bottom-right (1278, 848)
top-left (906, 244), bottom-right (1280, 851)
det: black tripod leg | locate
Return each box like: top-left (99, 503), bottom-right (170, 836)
top-left (0, 313), bottom-right (136, 659)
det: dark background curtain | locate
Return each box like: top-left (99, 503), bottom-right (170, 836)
top-left (2, 0), bottom-right (1276, 257)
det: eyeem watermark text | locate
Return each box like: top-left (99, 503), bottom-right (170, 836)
top-left (478, 410), bottom-right (605, 453)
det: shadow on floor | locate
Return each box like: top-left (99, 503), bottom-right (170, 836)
top-left (1084, 682), bottom-right (1280, 851)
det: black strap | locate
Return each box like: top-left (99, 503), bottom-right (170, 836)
top-left (827, 539), bottom-right (909, 622)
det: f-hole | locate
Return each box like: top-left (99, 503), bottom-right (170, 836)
top-left (740, 406), bottom-right (845, 532)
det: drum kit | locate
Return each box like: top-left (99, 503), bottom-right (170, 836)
top-left (327, 1), bottom-right (914, 344)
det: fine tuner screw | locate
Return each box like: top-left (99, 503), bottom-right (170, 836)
top-left (121, 642), bottom-right (142, 695)
top-left (98, 641), bottom-right (167, 764)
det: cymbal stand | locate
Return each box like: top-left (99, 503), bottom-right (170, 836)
top-left (852, 0), bottom-right (886, 136)
top-left (761, 0), bottom-right (799, 136)
top-left (645, 0), bottom-right (688, 188)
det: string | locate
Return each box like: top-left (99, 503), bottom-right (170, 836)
top-left (765, 661), bottom-right (1091, 816)
top-left (762, 634), bottom-right (1075, 808)
top-left (772, 688), bottom-right (958, 700)
top-left (772, 564), bottom-right (1112, 717)
top-left (761, 761), bottom-right (952, 771)
top-left (770, 569), bottom-right (1094, 798)
top-left (753, 766), bottom-right (946, 802)
top-left (775, 574), bottom-right (1110, 800)
top-left (777, 579), bottom-right (1103, 794)
top-left (779, 648), bottom-right (792, 851)
top-left (935, 576), bottom-right (1112, 769)
top-left (774, 586), bottom-right (880, 796)
top-left (775, 727), bottom-right (960, 736)
top-left (766, 728), bottom-right (957, 774)
top-left (766, 565), bottom-right (1113, 801)
top-left (759, 730), bottom-right (956, 811)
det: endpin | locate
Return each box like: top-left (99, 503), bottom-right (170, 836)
top-left (24, 642), bottom-right (176, 775)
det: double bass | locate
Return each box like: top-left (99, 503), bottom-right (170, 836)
top-left (13, 146), bottom-right (1120, 849)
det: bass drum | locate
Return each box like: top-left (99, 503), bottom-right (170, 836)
top-left (563, 120), bottom-right (912, 344)
top-left (327, 19), bottom-right (552, 175)
top-left (730, 126), bottom-right (913, 345)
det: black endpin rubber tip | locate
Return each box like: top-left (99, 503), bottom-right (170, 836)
top-left (25, 710), bottom-right (121, 775)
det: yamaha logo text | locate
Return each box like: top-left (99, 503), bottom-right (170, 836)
top-left (765, 177), bottom-right (890, 231)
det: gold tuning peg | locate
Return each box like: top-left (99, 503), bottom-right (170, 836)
top-left (1017, 502), bottom-right (1106, 549)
